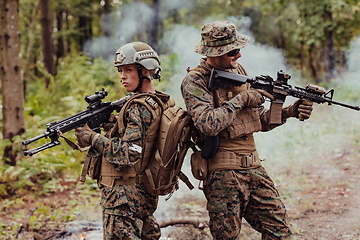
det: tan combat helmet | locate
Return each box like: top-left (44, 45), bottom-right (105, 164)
top-left (114, 42), bottom-right (160, 70)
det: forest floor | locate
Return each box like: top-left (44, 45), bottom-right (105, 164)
top-left (159, 149), bottom-right (360, 240)
top-left (1, 148), bottom-right (360, 240)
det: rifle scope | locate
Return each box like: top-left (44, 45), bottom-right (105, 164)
top-left (85, 88), bottom-right (108, 104)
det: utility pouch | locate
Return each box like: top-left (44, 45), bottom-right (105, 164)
top-left (80, 148), bottom-right (101, 182)
top-left (191, 151), bottom-right (207, 181)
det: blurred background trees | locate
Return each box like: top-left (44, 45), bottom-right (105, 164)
top-left (1, 0), bottom-right (360, 199)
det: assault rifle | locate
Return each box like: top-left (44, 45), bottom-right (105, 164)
top-left (201, 68), bottom-right (360, 159)
top-left (22, 88), bottom-right (127, 156)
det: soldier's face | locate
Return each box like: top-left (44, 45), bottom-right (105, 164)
top-left (214, 48), bottom-right (241, 70)
top-left (220, 49), bottom-right (241, 69)
top-left (208, 49), bottom-right (242, 70)
top-left (118, 64), bottom-right (139, 92)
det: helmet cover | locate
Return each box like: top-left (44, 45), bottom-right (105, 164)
top-left (114, 42), bottom-right (160, 70)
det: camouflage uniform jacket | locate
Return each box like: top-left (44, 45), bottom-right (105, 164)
top-left (181, 58), bottom-right (282, 140)
top-left (90, 92), bottom-right (162, 216)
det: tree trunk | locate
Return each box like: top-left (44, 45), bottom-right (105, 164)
top-left (65, 12), bottom-right (71, 53)
top-left (56, 10), bottom-right (64, 59)
top-left (135, 0), bottom-right (145, 42)
top-left (172, 9), bottom-right (179, 24)
top-left (39, 0), bottom-right (55, 88)
top-left (103, 0), bottom-right (110, 38)
top-left (78, 16), bottom-right (86, 51)
top-left (79, 16), bottom-right (92, 52)
top-left (323, 9), bottom-right (336, 82)
top-left (277, 27), bottom-right (285, 49)
top-left (299, 40), bottom-right (305, 78)
top-left (0, 0), bottom-right (25, 165)
top-left (23, 1), bottom-right (40, 98)
top-left (146, 0), bottom-right (159, 52)
top-left (308, 43), bottom-right (319, 83)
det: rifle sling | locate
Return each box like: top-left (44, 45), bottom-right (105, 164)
top-left (58, 130), bottom-right (90, 152)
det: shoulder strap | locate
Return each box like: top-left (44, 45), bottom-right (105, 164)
top-left (237, 63), bottom-right (248, 76)
top-left (111, 93), bottom-right (167, 174)
top-left (111, 93), bottom-right (166, 137)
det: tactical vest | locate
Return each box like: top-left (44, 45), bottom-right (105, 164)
top-left (189, 64), bottom-right (262, 170)
top-left (190, 64), bottom-right (262, 139)
top-left (98, 91), bottom-right (174, 187)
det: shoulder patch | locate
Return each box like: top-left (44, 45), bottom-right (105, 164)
top-left (192, 87), bottom-right (205, 99)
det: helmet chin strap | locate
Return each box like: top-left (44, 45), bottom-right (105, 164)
top-left (154, 68), bottom-right (161, 81)
top-left (134, 64), bottom-right (150, 93)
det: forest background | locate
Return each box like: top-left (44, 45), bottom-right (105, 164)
top-left (1, 0), bottom-right (360, 239)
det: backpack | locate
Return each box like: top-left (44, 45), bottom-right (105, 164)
top-left (80, 93), bottom-right (196, 200)
top-left (140, 104), bottom-right (196, 199)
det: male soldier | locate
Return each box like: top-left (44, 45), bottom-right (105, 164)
top-left (74, 42), bottom-right (172, 239)
top-left (181, 21), bottom-right (313, 239)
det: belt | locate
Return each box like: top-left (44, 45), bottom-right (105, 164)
top-left (208, 150), bottom-right (262, 171)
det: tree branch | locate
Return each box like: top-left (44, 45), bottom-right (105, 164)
top-left (159, 217), bottom-right (209, 229)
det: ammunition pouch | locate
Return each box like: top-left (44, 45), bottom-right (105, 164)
top-left (99, 159), bottom-right (138, 187)
top-left (80, 148), bottom-right (102, 182)
top-left (191, 151), bottom-right (207, 181)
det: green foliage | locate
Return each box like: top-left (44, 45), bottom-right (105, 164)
top-left (26, 54), bottom-right (123, 118)
top-left (1, 54), bottom-right (122, 199)
top-left (0, 139), bottom-right (11, 159)
top-left (155, 52), bottom-right (180, 91)
top-left (246, 0), bottom-right (360, 81)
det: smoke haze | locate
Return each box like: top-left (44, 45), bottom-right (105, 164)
top-left (79, 1), bottom-right (359, 237)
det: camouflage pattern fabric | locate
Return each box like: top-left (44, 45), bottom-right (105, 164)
top-left (204, 167), bottom-right (292, 239)
top-left (194, 21), bottom-right (250, 57)
top-left (91, 102), bottom-right (152, 170)
top-left (181, 58), bottom-right (280, 136)
top-left (91, 94), bottom-right (161, 239)
top-left (181, 60), bottom-right (292, 239)
top-left (101, 184), bottom-right (160, 240)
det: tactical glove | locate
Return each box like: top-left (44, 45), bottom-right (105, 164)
top-left (240, 89), bottom-right (274, 108)
top-left (103, 114), bottom-right (118, 133)
top-left (74, 124), bottom-right (97, 148)
top-left (284, 99), bottom-right (313, 120)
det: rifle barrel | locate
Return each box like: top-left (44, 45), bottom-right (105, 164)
top-left (327, 99), bottom-right (360, 111)
top-left (23, 141), bottom-right (61, 156)
top-left (22, 132), bottom-right (49, 146)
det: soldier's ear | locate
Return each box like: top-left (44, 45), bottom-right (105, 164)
top-left (141, 67), bottom-right (147, 76)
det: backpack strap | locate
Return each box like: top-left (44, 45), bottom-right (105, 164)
top-left (109, 93), bottom-right (167, 175)
top-left (114, 93), bottom-right (165, 136)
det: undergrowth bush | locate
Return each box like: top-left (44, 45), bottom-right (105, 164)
top-left (1, 54), bottom-right (122, 199)
top-left (0, 52), bottom-right (176, 199)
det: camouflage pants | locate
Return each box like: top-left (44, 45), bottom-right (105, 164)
top-left (101, 184), bottom-right (161, 240)
top-left (102, 206), bottom-right (160, 240)
top-left (204, 166), bottom-right (292, 240)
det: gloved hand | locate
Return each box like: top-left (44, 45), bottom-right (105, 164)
top-left (103, 114), bottom-right (118, 133)
top-left (240, 89), bottom-right (274, 108)
top-left (285, 99), bottom-right (313, 120)
top-left (74, 124), bottom-right (97, 148)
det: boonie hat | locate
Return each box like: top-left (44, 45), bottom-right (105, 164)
top-left (194, 21), bottom-right (250, 57)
